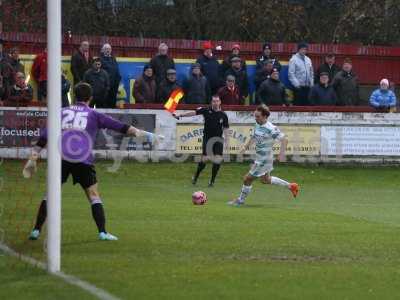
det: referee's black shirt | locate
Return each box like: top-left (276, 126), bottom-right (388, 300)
top-left (196, 107), bottom-right (229, 138)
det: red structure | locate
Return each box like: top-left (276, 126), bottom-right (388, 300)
top-left (1, 31), bottom-right (400, 86)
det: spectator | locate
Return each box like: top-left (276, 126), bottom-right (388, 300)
top-left (7, 48), bottom-right (25, 75)
top-left (31, 48), bottom-right (47, 101)
top-left (309, 72), bottom-right (337, 105)
top-left (225, 56), bottom-right (249, 100)
top-left (157, 68), bottom-right (181, 103)
top-left (332, 58), bottom-right (359, 106)
top-left (183, 63), bottom-right (211, 104)
top-left (7, 72), bottom-right (33, 106)
top-left (0, 74), bottom-right (6, 106)
top-left (369, 78), bottom-right (396, 111)
top-left (314, 53), bottom-right (340, 84)
top-left (288, 42), bottom-right (314, 105)
top-left (196, 41), bottom-right (221, 95)
top-left (133, 65), bottom-right (157, 103)
top-left (254, 60), bottom-right (274, 90)
top-left (83, 58), bottom-right (110, 108)
top-left (0, 38), bottom-right (5, 61)
top-left (256, 68), bottom-right (288, 106)
top-left (100, 43), bottom-right (121, 108)
top-left (256, 43), bottom-right (281, 71)
top-left (150, 43), bottom-right (175, 87)
top-left (62, 73), bottom-right (71, 107)
top-left (220, 44), bottom-right (247, 76)
top-left (71, 40), bottom-right (93, 85)
top-left (217, 75), bottom-right (242, 105)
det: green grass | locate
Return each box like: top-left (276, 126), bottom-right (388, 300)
top-left (1, 160), bottom-right (400, 299)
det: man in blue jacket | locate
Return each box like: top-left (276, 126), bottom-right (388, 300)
top-left (369, 78), bottom-right (397, 111)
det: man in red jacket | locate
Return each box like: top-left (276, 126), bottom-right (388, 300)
top-left (31, 48), bottom-right (47, 101)
top-left (217, 75), bottom-right (242, 105)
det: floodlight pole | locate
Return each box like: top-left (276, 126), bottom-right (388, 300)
top-left (47, 0), bottom-right (62, 273)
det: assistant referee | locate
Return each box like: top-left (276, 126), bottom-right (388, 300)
top-left (174, 95), bottom-right (229, 187)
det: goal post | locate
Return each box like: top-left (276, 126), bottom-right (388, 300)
top-left (46, 0), bottom-right (62, 273)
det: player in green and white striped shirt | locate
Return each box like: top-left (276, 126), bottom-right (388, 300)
top-left (228, 105), bottom-right (299, 206)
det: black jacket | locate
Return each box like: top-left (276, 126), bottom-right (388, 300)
top-left (183, 74), bottom-right (211, 104)
top-left (254, 69), bottom-right (272, 90)
top-left (83, 68), bottom-right (110, 100)
top-left (100, 54), bottom-right (121, 87)
top-left (314, 63), bottom-right (341, 84)
top-left (62, 75), bottom-right (71, 107)
top-left (71, 51), bottom-right (93, 83)
top-left (157, 79), bottom-right (180, 103)
top-left (224, 67), bottom-right (249, 98)
top-left (309, 83), bottom-right (337, 105)
top-left (332, 70), bottom-right (359, 106)
top-left (256, 55), bottom-right (281, 71)
top-left (256, 78), bottom-right (287, 105)
top-left (149, 54), bottom-right (175, 85)
top-left (220, 54), bottom-right (247, 78)
top-left (196, 55), bottom-right (221, 92)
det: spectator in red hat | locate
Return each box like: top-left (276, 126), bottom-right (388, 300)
top-left (256, 43), bottom-right (281, 72)
top-left (31, 48), bottom-right (48, 101)
top-left (220, 43), bottom-right (247, 77)
top-left (217, 74), bottom-right (242, 105)
top-left (196, 41), bottom-right (221, 95)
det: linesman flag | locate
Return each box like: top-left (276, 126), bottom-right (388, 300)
top-left (164, 88), bottom-right (184, 113)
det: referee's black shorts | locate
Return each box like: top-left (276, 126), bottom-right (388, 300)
top-left (202, 136), bottom-right (224, 156)
top-left (62, 160), bottom-right (97, 189)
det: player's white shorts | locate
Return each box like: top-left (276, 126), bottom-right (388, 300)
top-left (249, 160), bottom-right (273, 177)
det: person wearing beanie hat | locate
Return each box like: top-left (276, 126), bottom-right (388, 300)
top-left (256, 68), bottom-right (288, 106)
top-left (220, 43), bottom-right (247, 76)
top-left (224, 55), bottom-right (249, 100)
top-left (156, 68), bottom-right (181, 103)
top-left (256, 42), bottom-right (281, 72)
top-left (332, 58), bottom-right (359, 106)
top-left (308, 72), bottom-right (338, 106)
top-left (369, 78), bottom-right (396, 111)
top-left (133, 64), bottom-right (156, 103)
top-left (196, 41), bottom-right (221, 94)
top-left (150, 42), bottom-right (175, 87)
top-left (182, 63), bottom-right (211, 104)
top-left (288, 41), bottom-right (314, 105)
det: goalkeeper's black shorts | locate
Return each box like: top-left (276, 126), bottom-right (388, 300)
top-left (62, 160), bottom-right (97, 189)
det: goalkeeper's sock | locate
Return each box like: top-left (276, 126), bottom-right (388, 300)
top-left (194, 162), bottom-right (206, 182)
top-left (91, 201), bottom-right (106, 233)
top-left (271, 176), bottom-right (290, 188)
top-left (238, 185), bottom-right (252, 202)
top-left (210, 163), bottom-right (221, 184)
top-left (33, 199), bottom-right (47, 231)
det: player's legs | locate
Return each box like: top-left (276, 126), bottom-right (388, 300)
top-left (209, 139), bottom-right (224, 187)
top-left (228, 172), bottom-right (256, 206)
top-left (193, 138), bottom-right (210, 184)
top-left (84, 184), bottom-right (118, 241)
top-left (260, 174), bottom-right (300, 198)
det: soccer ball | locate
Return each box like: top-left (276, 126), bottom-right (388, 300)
top-left (192, 191), bottom-right (207, 205)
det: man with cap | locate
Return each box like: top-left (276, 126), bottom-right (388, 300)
top-left (196, 41), bottom-right (221, 95)
top-left (220, 43), bottom-right (247, 76)
top-left (149, 42), bottom-right (175, 87)
top-left (217, 74), bottom-right (242, 105)
top-left (256, 43), bottom-right (281, 72)
top-left (256, 68), bottom-right (288, 106)
top-left (183, 63), bottom-right (211, 104)
top-left (288, 42), bottom-right (314, 105)
top-left (332, 58), bottom-right (359, 106)
top-left (308, 72), bottom-right (337, 106)
top-left (369, 78), bottom-right (396, 111)
top-left (314, 53), bottom-right (341, 84)
top-left (224, 55), bottom-right (249, 102)
top-left (157, 68), bottom-right (181, 102)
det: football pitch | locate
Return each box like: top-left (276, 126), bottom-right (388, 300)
top-left (1, 160), bottom-right (400, 299)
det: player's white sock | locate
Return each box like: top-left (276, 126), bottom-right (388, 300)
top-left (271, 176), bottom-right (290, 188)
top-left (238, 185), bottom-right (252, 202)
